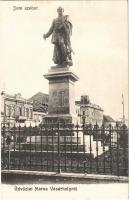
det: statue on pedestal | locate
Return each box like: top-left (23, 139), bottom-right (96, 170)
top-left (43, 7), bottom-right (74, 67)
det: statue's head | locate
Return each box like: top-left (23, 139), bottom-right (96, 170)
top-left (57, 6), bottom-right (64, 15)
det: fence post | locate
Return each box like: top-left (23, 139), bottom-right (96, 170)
top-left (70, 125), bottom-right (73, 171)
top-left (116, 122), bottom-right (119, 176)
top-left (41, 124), bottom-right (43, 170)
top-left (58, 122), bottom-right (61, 173)
top-left (29, 123), bottom-right (32, 170)
top-left (102, 123), bottom-right (105, 174)
top-left (8, 145), bottom-right (10, 170)
top-left (6, 135), bottom-right (11, 170)
top-left (109, 124), bottom-right (112, 174)
top-left (83, 161), bottom-right (86, 174)
top-left (2, 125), bottom-right (6, 169)
top-left (123, 124), bottom-right (127, 176)
top-left (52, 124), bottom-right (55, 172)
top-left (24, 123), bottom-right (27, 169)
top-left (13, 123), bottom-right (16, 169)
top-left (89, 124), bottom-right (92, 173)
top-left (95, 123), bottom-right (99, 173)
top-left (82, 122), bottom-right (86, 173)
top-left (76, 123), bottom-right (79, 172)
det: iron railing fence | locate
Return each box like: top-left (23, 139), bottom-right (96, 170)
top-left (1, 123), bottom-right (128, 176)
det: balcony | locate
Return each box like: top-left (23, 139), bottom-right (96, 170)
top-left (15, 116), bottom-right (27, 122)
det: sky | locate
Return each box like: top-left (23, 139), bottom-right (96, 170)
top-left (0, 0), bottom-right (128, 120)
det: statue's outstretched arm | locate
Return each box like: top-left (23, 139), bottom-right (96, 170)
top-left (43, 20), bottom-right (54, 39)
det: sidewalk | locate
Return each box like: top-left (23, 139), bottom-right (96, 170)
top-left (1, 170), bottom-right (128, 183)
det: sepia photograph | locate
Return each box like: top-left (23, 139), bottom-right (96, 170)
top-left (0, 0), bottom-right (128, 199)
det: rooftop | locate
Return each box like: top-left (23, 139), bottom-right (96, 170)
top-left (103, 115), bottom-right (115, 122)
top-left (75, 95), bottom-right (103, 111)
top-left (29, 92), bottom-right (48, 113)
top-left (1, 91), bottom-right (33, 104)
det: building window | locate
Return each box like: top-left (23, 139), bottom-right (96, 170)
top-left (83, 111), bottom-right (85, 116)
top-left (19, 107), bottom-right (22, 116)
top-left (21, 107), bottom-right (25, 116)
top-left (25, 108), bottom-right (29, 118)
top-left (25, 108), bottom-right (27, 117)
top-left (6, 105), bottom-right (11, 117)
top-left (34, 114), bottom-right (37, 121)
top-left (82, 117), bottom-right (85, 124)
top-left (11, 106), bottom-right (15, 117)
top-left (26, 108), bottom-right (29, 118)
top-left (30, 108), bottom-right (33, 119)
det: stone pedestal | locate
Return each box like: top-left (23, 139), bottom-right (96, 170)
top-left (43, 66), bottom-right (79, 124)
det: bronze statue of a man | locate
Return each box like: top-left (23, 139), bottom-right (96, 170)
top-left (43, 7), bottom-right (73, 67)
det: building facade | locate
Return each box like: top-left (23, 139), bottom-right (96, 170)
top-left (1, 91), bottom-right (33, 127)
top-left (103, 115), bottom-right (116, 127)
top-left (75, 95), bottom-right (104, 126)
top-left (1, 92), bottom-right (107, 127)
top-left (29, 92), bottom-right (48, 126)
top-left (29, 92), bottom-right (48, 113)
top-left (32, 111), bottom-right (46, 126)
